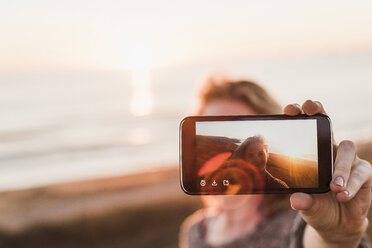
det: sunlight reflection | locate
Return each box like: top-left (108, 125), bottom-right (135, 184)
top-left (127, 45), bottom-right (154, 117)
top-left (130, 68), bottom-right (153, 116)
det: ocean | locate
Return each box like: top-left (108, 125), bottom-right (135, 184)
top-left (0, 53), bottom-right (371, 191)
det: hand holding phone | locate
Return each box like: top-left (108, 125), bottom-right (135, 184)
top-left (284, 101), bottom-right (372, 247)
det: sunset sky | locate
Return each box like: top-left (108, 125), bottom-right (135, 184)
top-left (196, 119), bottom-right (318, 160)
top-left (1, 0), bottom-right (372, 72)
top-left (0, 1), bottom-right (371, 189)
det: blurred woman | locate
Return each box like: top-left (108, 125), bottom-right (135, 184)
top-left (179, 77), bottom-right (371, 248)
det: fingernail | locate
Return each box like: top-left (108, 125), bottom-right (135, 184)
top-left (343, 190), bottom-right (350, 196)
top-left (334, 176), bottom-right (344, 187)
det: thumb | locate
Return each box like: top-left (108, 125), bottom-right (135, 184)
top-left (290, 193), bottom-right (317, 214)
top-left (289, 193), bottom-right (331, 229)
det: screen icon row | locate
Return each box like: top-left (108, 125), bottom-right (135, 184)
top-left (200, 180), bottom-right (229, 186)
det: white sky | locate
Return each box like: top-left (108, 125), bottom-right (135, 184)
top-left (196, 119), bottom-right (318, 160)
top-left (1, 0), bottom-right (372, 71)
top-left (0, 1), bottom-right (371, 189)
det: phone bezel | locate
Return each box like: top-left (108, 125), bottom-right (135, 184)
top-left (179, 114), bottom-right (333, 195)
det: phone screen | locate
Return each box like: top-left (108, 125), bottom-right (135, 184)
top-left (180, 114), bottom-right (332, 194)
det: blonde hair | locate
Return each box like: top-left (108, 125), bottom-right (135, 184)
top-left (197, 76), bottom-right (290, 217)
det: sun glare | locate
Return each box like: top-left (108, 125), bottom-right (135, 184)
top-left (276, 141), bottom-right (316, 161)
top-left (127, 45), bottom-right (154, 117)
top-left (126, 44), bottom-right (154, 70)
top-left (130, 68), bottom-right (153, 116)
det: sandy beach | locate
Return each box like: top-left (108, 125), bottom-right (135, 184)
top-left (0, 166), bottom-right (202, 248)
top-left (0, 141), bottom-right (371, 248)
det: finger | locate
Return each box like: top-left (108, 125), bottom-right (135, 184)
top-left (284, 103), bottom-right (302, 116)
top-left (302, 100), bottom-right (326, 116)
top-left (330, 140), bottom-right (356, 193)
top-left (290, 192), bottom-right (314, 211)
top-left (301, 100), bottom-right (336, 147)
top-left (336, 159), bottom-right (372, 202)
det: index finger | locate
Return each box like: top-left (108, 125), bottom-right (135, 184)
top-left (302, 100), bottom-right (326, 116)
top-left (283, 103), bottom-right (302, 116)
top-left (331, 140), bottom-right (357, 193)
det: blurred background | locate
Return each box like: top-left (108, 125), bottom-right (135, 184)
top-left (0, 0), bottom-right (372, 247)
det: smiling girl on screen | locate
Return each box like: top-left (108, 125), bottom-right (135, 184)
top-left (179, 77), bottom-right (371, 248)
top-left (231, 135), bottom-right (289, 190)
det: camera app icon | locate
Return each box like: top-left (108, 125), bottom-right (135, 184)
top-left (200, 180), bottom-right (206, 187)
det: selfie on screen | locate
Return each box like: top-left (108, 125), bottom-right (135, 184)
top-left (194, 119), bottom-right (319, 194)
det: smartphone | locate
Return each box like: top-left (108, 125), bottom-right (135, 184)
top-left (179, 114), bottom-right (333, 195)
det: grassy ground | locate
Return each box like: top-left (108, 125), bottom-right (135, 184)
top-left (267, 153), bottom-right (318, 188)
